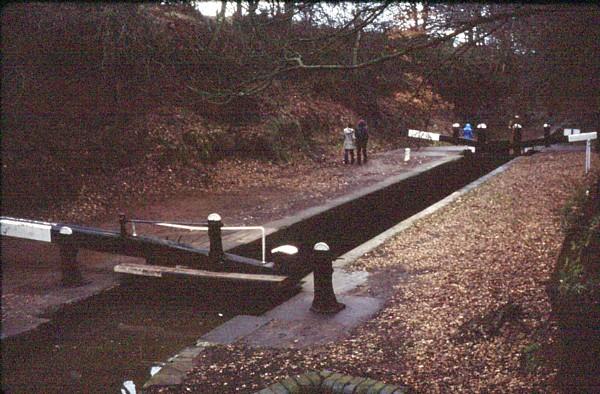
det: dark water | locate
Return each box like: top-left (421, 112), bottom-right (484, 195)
top-left (232, 155), bottom-right (509, 261)
top-left (1, 279), bottom-right (293, 394)
top-left (1, 154), bottom-right (508, 393)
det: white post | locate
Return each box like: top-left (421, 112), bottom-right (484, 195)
top-left (568, 132), bottom-right (597, 175)
top-left (586, 139), bottom-right (591, 174)
top-left (404, 148), bottom-right (411, 162)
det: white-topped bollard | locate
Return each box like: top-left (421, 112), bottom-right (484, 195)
top-left (452, 123), bottom-right (460, 142)
top-left (207, 213), bottom-right (223, 266)
top-left (404, 148), bottom-right (411, 162)
top-left (476, 123), bottom-right (487, 145)
top-left (310, 242), bottom-right (345, 314)
top-left (271, 244), bottom-right (300, 276)
top-left (543, 123), bottom-right (551, 147)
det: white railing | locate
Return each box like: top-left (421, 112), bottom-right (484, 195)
top-left (154, 223), bottom-right (267, 264)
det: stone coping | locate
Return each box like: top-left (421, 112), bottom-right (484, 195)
top-left (254, 370), bottom-right (410, 394)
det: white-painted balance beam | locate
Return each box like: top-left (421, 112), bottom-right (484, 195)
top-left (1, 218), bottom-right (53, 242)
top-left (408, 129), bottom-right (440, 141)
top-left (568, 132), bottom-right (596, 143)
top-left (568, 132), bottom-right (597, 174)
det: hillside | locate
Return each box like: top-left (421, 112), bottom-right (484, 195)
top-left (1, 3), bottom-right (454, 223)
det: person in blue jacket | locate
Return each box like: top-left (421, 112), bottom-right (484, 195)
top-left (463, 123), bottom-right (473, 139)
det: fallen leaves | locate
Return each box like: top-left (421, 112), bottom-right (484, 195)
top-left (146, 151), bottom-right (596, 394)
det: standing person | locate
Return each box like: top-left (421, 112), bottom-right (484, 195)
top-left (463, 123), bottom-right (473, 140)
top-left (342, 122), bottom-right (356, 165)
top-left (355, 119), bottom-right (369, 165)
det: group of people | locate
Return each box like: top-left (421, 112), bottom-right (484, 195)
top-left (343, 115), bottom-right (536, 163)
top-left (342, 119), bottom-right (369, 165)
top-left (459, 115), bottom-right (525, 154)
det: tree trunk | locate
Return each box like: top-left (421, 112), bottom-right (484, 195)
top-left (209, 0), bottom-right (228, 50)
top-left (352, 28), bottom-right (362, 66)
top-left (248, 0), bottom-right (258, 17)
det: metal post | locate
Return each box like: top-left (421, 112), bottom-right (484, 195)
top-left (271, 244), bottom-right (299, 276)
top-left (119, 213), bottom-right (128, 237)
top-left (477, 123), bottom-right (487, 152)
top-left (513, 124), bottom-right (523, 156)
top-left (310, 242), bottom-right (345, 314)
top-left (544, 123), bottom-right (551, 147)
top-left (452, 123), bottom-right (460, 143)
top-left (586, 139), bottom-right (591, 174)
top-left (207, 213), bottom-right (223, 266)
top-left (59, 244), bottom-right (85, 287)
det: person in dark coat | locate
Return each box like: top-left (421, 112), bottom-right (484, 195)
top-left (355, 119), bottom-right (369, 165)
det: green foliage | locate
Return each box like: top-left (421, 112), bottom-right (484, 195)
top-left (558, 256), bottom-right (587, 298)
top-left (522, 342), bottom-right (542, 372)
top-left (560, 186), bottom-right (591, 233)
top-left (262, 116), bottom-right (308, 162)
top-left (556, 179), bottom-right (600, 301)
top-left (182, 128), bottom-right (235, 163)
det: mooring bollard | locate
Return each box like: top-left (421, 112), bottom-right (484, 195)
top-left (207, 213), bottom-right (224, 265)
top-left (512, 122), bottom-right (523, 155)
top-left (452, 123), bottom-right (460, 143)
top-left (404, 148), bottom-right (410, 162)
top-left (271, 244), bottom-right (299, 276)
top-left (477, 123), bottom-right (487, 145)
top-left (544, 123), bottom-right (551, 147)
top-left (59, 243), bottom-right (85, 287)
top-left (310, 242), bottom-right (345, 314)
top-left (119, 213), bottom-right (128, 237)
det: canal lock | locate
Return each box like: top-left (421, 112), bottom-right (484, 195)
top-left (1, 154), bottom-right (508, 393)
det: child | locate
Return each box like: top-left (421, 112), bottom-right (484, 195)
top-left (342, 123), bottom-right (356, 164)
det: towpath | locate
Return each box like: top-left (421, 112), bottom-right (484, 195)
top-left (146, 147), bottom-right (597, 393)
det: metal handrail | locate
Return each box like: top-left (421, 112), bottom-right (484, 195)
top-left (126, 219), bottom-right (209, 226)
top-left (153, 223), bottom-right (267, 264)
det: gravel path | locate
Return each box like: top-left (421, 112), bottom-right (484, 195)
top-left (151, 150), bottom-right (597, 393)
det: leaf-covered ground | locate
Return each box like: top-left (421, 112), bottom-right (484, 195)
top-left (149, 150), bottom-right (597, 393)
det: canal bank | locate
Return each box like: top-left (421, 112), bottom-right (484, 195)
top-left (152, 147), bottom-right (594, 393)
top-left (143, 155), bottom-right (518, 390)
top-left (2, 146), bottom-right (474, 393)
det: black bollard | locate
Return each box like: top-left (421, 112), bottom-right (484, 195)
top-left (544, 123), bottom-right (551, 147)
top-left (477, 123), bottom-right (487, 142)
top-left (59, 244), bottom-right (85, 287)
top-left (513, 123), bottom-right (523, 155)
top-left (310, 242), bottom-right (345, 314)
top-left (452, 123), bottom-right (460, 143)
top-left (207, 213), bottom-right (224, 266)
top-left (119, 213), bottom-right (128, 237)
top-left (477, 123), bottom-right (487, 150)
top-left (271, 244), bottom-right (300, 277)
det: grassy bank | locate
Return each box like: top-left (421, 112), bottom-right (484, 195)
top-left (549, 173), bottom-right (600, 392)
